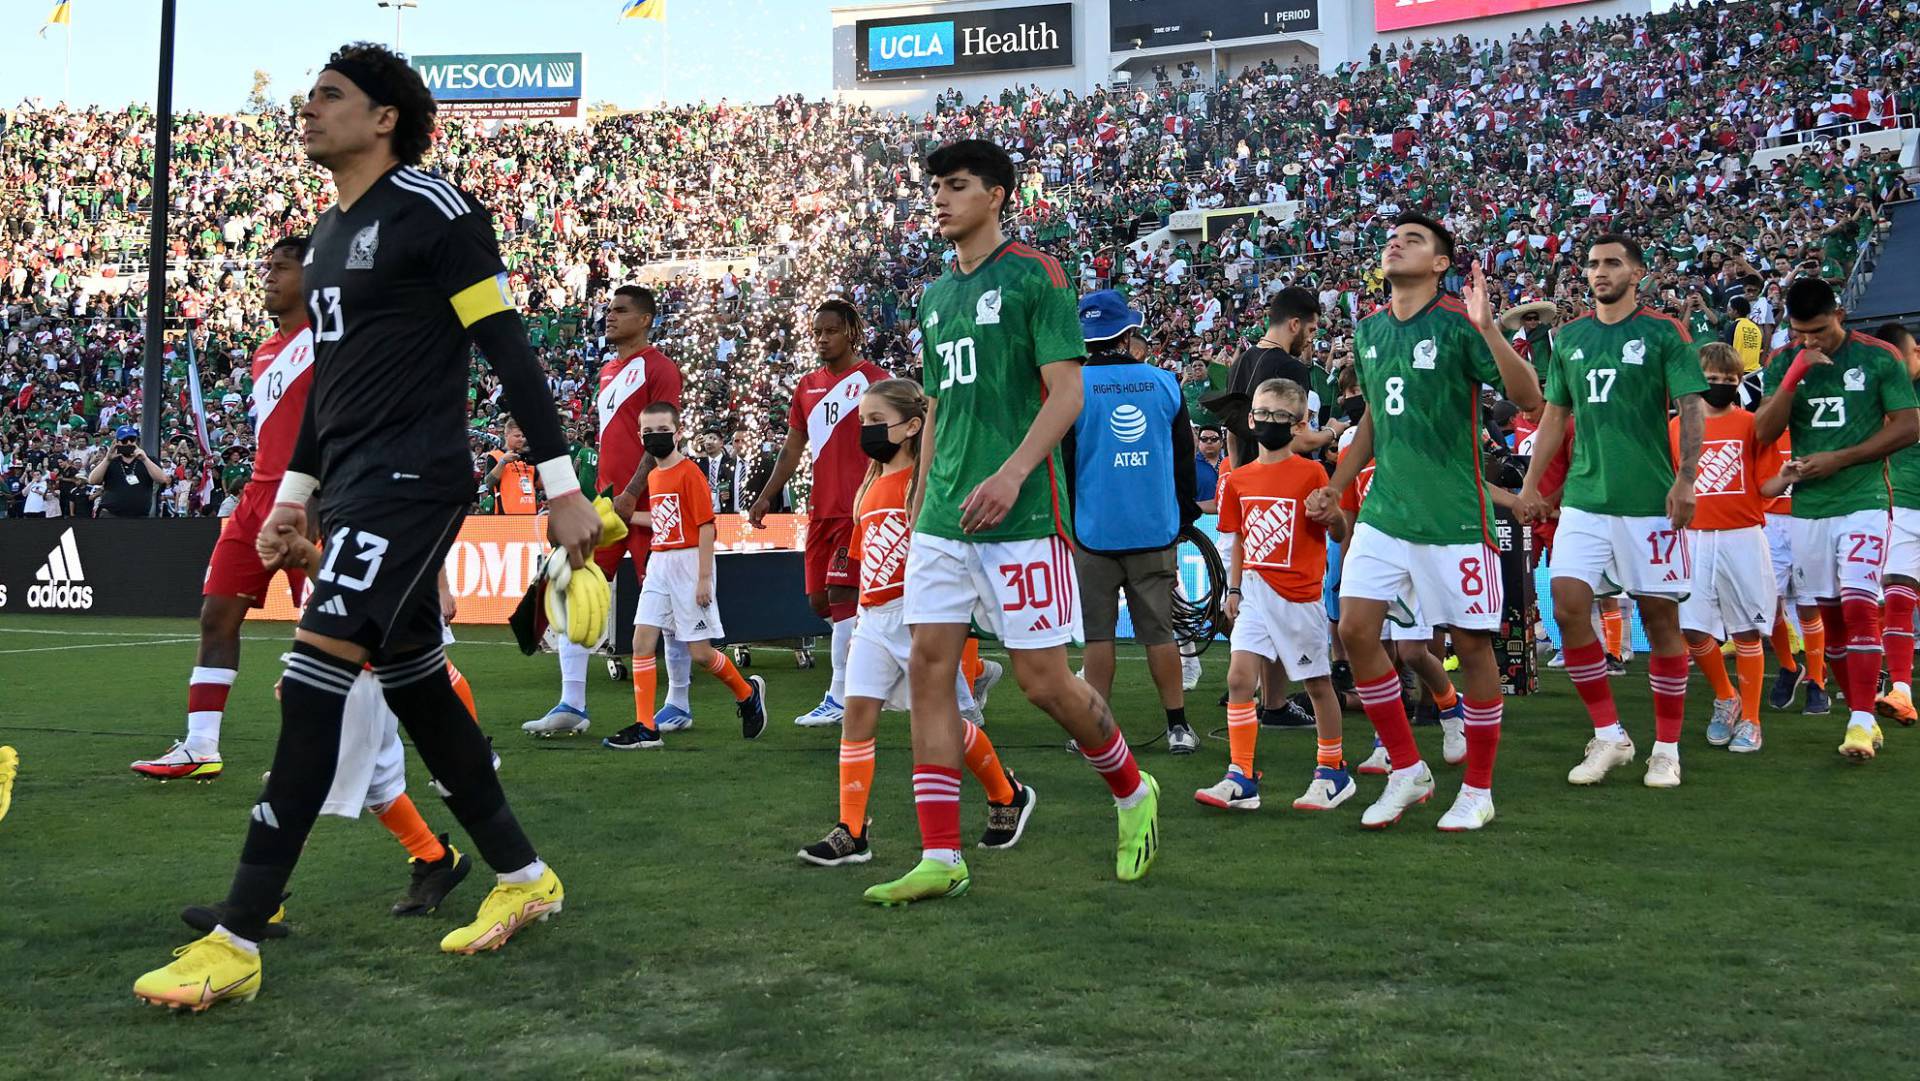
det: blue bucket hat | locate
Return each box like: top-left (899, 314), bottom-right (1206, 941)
top-left (1078, 289), bottom-right (1146, 345)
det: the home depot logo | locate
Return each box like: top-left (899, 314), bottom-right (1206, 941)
top-left (28, 528), bottom-right (94, 609)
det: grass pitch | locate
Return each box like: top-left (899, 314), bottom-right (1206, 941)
top-left (2, 614), bottom-right (1918, 1080)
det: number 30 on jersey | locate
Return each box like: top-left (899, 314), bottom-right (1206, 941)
top-left (936, 337), bottom-right (977, 390)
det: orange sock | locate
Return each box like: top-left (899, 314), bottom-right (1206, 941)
top-left (1432, 681), bottom-right (1458, 712)
top-left (375, 793), bottom-right (445, 863)
top-left (633, 655), bottom-right (658, 728)
top-left (1735, 639), bottom-right (1765, 724)
top-left (1689, 639), bottom-right (1736, 699)
top-left (705, 651), bottom-right (754, 700)
top-left (445, 661), bottom-right (477, 723)
top-left (1770, 615), bottom-right (1799, 671)
top-left (1227, 700), bottom-right (1259, 776)
top-left (961, 637), bottom-right (984, 686)
top-left (961, 721), bottom-right (1015, 803)
top-left (1803, 616), bottom-right (1827, 687)
top-left (838, 738), bottom-right (875, 834)
top-left (1316, 736), bottom-right (1342, 769)
top-left (1602, 610), bottom-right (1625, 656)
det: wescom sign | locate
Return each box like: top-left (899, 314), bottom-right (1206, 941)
top-left (411, 53), bottom-right (584, 102)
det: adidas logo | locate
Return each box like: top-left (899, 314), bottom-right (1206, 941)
top-left (1299, 654), bottom-right (1311, 665)
top-left (27, 528), bottom-right (93, 609)
top-left (316, 596), bottom-right (349, 617)
top-left (842, 781), bottom-right (865, 792)
top-left (693, 620), bottom-right (708, 630)
top-left (1028, 614), bottom-right (1053, 632)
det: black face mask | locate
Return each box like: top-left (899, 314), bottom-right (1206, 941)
top-left (1702, 383), bottom-right (1740, 410)
top-left (1252, 421), bottom-right (1294, 451)
top-left (641, 432), bottom-right (676, 460)
top-left (860, 422), bottom-right (904, 462)
top-left (1342, 397), bottom-right (1366, 423)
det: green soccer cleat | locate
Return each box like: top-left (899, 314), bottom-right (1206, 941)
top-left (862, 857), bottom-right (970, 907)
top-left (1115, 772), bottom-right (1161, 882)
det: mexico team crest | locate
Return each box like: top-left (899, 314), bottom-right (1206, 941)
top-left (346, 221), bottom-right (380, 270)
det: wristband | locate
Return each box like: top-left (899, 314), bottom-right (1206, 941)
top-left (1777, 354), bottom-right (1815, 394)
top-left (536, 455), bottom-right (582, 499)
top-left (274, 471), bottom-right (317, 508)
top-left (1225, 587), bottom-right (1242, 597)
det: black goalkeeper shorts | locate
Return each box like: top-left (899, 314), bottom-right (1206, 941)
top-left (298, 497), bottom-right (466, 656)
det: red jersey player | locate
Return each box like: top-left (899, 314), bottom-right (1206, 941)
top-left (749, 299), bottom-right (891, 727)
top-left (523, 284), bottom-right (686, 737)
top-left (133, 237), bottom-right (317, 781)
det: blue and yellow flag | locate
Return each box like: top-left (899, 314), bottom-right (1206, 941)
top-left (39, 1), bottom-right (71, 36)
top-left (621, 0), bottom-right (665, 20)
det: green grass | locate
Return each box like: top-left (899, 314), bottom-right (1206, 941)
top-left (2, 614), bottom-right (1918, 1080)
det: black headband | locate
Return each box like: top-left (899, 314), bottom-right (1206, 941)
top-left (324, 59), bottom-right (393, 106)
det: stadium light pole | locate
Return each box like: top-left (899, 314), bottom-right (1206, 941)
top-left (140, 0), bottom-right (177, 458)
top-left (378, 1), bottom-right (418, 52)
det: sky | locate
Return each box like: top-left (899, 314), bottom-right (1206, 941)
top-left (1, 0), bottom-right (836, 112)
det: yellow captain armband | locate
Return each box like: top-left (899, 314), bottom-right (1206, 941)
top-left (450, 273), bottom-right (514, 328)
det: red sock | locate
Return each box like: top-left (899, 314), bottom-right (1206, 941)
top-left (1078, 728), bottom-right (1143, 799)
top-left (1842, 592), bottom-right (1884, 711)
top-left (1820, 601), bottom-right (1854, 714)
top-left (1356, 672), bottom-right (1421, 769)
top-left (1884, 584), bottom-right (1916, 687)
top-left (911, 764), bottom-right (963, 852)
top-left (1462, 697), bottom-right (1501, 789)
top-left (1648, 652), bottom-right (1689, 744)
top-left (1564, 640), bottom-right (1620, 730)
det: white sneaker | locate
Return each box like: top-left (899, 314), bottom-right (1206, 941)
top-left (1291, 766), bottom-right (1357, 811)
top-left (970, 659), bottom-right (1004, 715)
top-left (522, 703), bottom-right (590, 737)
top-left (1435, 787), bottom-right (1496, 831)
top-left (1439, 714), bottom-right (1467, 765)
top-left (1643, 752), bottom-right (1682, 788)
top-left (1547, 650), bottom-right (1567, 669)
top-left (1356, 743), bottom-right (1391, 775)
top-left (794, 696), bottom-right (845, 728)
top-left (1360, 764), bottom-right (1434, 829)
top-left (1567, 736), bottom-right (1635, 785)
top-left (1165, 723), bottom-right (1199, 755)
top-left (1180, 653), bottom-right (1202, 691)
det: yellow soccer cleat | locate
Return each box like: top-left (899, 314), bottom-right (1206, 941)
top-left (1838, 724), bottom-right (1878, 762)
top-left (440, 866), bottom-right (563, 954)
top-left (1875, 688), bottom-right (1918, 726)
top-left (0, 745), bottom-right (16, 824)
top-left (133, 932), bottom-right (261, 1012)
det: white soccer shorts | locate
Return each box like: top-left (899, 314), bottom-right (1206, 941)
top-left (1678, 526), bottom-right (1777, 640)
top-left (635, 547), bottom-right (725, 642)
top-left (844, 601), bottom-right (974, 712)
top-left (1339, 522), bottom-right (1502, 633)
top-left (1551, 507), bottom-right (1691, 602)
top-left (1887, 507), bottom-right (1920, 584)
top-left (904, 531), bottom-right (1082, 649)
top-left (1765, 512), bottom-right (1808, 607)
top-left (1789, 508), bottom-right (1891, 602)
top-left (1231, 574), bottom-right (1330, 679)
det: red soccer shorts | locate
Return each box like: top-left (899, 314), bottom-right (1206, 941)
top-left (204, 483), bottom-right (307, 608)
top-left (805, 516), bottom-right (857, 596)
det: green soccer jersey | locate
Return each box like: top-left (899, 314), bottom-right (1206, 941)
top-left (917, 240), bottom-right (1084, 542)
top-left (1891, 374), bottom-right (1920, 510)
top-left (1352, 292), bottom-right (1502, 545)
top-left (1765, 334), bottom-right (1918, 517)
top-left (1544, 308), bottom-right (1706, 517)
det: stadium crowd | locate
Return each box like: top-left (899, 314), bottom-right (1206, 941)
top-left (0, 0), bottom-right (1914, 519)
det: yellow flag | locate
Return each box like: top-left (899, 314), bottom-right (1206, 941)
top-left (40, 1), bottom-right (71, 36)
top-left (622, 0), bottom-right (665, 20)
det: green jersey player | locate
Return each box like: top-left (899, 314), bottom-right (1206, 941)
top-left (1753, 279), bottom-right (1919, 762)
top-left (863, 139), bottom-right (1160, 907)
top-left (1516, 234), bottom-right (1706, 791)
top-left (1311, 212), bottom-right (1543, 833)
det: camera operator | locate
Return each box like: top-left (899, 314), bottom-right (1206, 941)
top-left (87, 425), bottom-right (168, 518)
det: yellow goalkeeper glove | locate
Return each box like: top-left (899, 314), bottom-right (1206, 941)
top-left (543, 549), bottom-right (610, 649)
top-left (593, 494), bottom-right (629, 549)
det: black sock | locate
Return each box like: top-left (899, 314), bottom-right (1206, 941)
top-left (1165, 706), bottom-right (1187, 730)
top-left (377, 645), bottom-right (537, 873)
top-left (223, 640), bottom-right (360, 940)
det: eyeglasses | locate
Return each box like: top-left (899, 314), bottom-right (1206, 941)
top-left (1197, 433), bottom-right (1221, 443)
top-left (1249, 409), bottom-right (1298, 424)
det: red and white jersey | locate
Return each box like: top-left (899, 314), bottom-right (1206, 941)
top-left (597, 346), bottom-right (683, 493)
top-left (248, 323), bottom-right (315, 486)
top-left (788, 360), bottom-right (889, 519)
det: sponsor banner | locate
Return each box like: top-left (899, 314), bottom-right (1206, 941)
top-left (412, 52), bottom-right (583, 102)
top-left (1110, 0), bottom-right (1320, 49)
top-left (439, 99), bottom-right (582, 121)
top-left (856, 3), bottom-right (1073, 82)
top-left (1374, 0), bottom-right (1596, 33)
top-left (0, 518), bottom-right (222, 617)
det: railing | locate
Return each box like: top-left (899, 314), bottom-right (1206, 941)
top-left (1759, 112), bottom-right (1916, 150)
top-left (1839, 194), bottom-right (1916, 313)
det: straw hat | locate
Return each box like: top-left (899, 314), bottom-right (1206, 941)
top-left (1499, 299), bottom-right (1559, 331)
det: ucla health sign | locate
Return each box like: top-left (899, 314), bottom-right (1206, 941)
top-left (857, 3), bottom-right (1073, 81)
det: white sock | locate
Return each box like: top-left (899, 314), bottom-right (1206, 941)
top-left (1652, 740), bottom-right (1679, 760)
top-left (558, 641), bottom-right (588, 711)
top-left (1114, 778), bottom-right (1150, 809)
top-left (1897, 681), bottom-right (1912, 697)
top-left (922, 848), bottom-right (963, 867)
top-left (186, 666), bottom-right (237, 753)
top-left (1595, 722), bottom-right (1629, 743)
top-left (1849, 710), bottom-right (1878, 731)
top-left (213, 924), bottom-right (259, 954)
top-left (664, 634), bottom-right (692, 710)
top-left (499, 858), bottom-right (547, 884)
top-left (829, 616), bottom-right (854, 703)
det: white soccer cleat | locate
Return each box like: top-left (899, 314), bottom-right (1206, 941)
top-left (522, 703), bottom-right (590, 737)
top-left (793, 696), bottom-right (845, 728)
top-left (1356, 742), bottom-right (1391, 775)
top-left (1439, 715), bottom-right (1467, 765)
top-left (1567, 736), bottom-right (1636, 785)
top-left (1180, 653), bottom-right (1202, 691)
top-left (1643, 752), bottom-right (1682, 788)
top-left (1435, 787), bottom-right (1496, 831)
top-left (1360, 764), bottom-right (1434, 829)
top-left (970, 659), bottom-right (1004, 712)
top-left (130, 742), bottom-right (224, 782)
